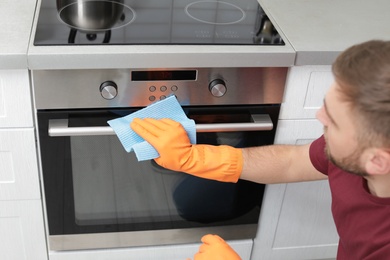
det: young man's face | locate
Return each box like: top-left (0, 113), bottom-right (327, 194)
top-left (316, 81), bottom-right (368, 176)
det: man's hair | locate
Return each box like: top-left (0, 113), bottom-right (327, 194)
top-left (332, 40), bottom-right (390, 147)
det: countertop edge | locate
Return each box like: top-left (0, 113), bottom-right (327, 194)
top-left (0, 54), bottom-right (29, 70)
top-left (27, 46), bottom-right (296, 70)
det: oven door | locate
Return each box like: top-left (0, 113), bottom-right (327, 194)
top-left (37, 105), bottom-right (279, 251)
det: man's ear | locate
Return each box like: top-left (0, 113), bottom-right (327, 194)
top-left (365, 148), bottom-right (390, 175)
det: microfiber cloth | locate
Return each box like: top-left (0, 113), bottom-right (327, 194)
top-left (107, 95), bottom-right (196, 161)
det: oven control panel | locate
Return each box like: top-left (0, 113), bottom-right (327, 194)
top-left (101, 79), bottom-right (228, 102)
top-left (145, 84), bottom-right (179, 102)
top-left (33, 68), bottom-right (287, 109)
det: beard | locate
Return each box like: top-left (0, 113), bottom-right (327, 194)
top-left (323, 131), bottom-right (369, 177)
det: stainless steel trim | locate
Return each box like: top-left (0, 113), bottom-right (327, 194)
top-left (32, 68), bottom-right (288, 109)
top-left (49, 224), bottom-right (257, 251)
top-left (48, 114), bottom-right (273, 137)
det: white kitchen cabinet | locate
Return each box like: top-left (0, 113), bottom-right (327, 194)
top-left (279, 66), bottom-right (333, 119)
top-left (251, 66), bottom-right (338, 260)
top-left (0, 69), bottom-right (48, 260)
top-left (0, 200), bottom-right (47, 260)
top-left (0, 70), bottom-right (40, 200)
top-left (0, 70), bottom-right (33, 127)
top-left (252, 120), bottom-right (338, 260)
top-left (0, 128), bottom-right (41, 200)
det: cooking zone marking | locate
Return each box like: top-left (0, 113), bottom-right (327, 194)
top-left (185, 1), bottom-right (246, 25)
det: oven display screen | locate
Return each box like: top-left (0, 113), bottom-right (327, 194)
top-left (131, 70), bottom-right (197, 81)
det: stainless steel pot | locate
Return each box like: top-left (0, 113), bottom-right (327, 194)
top-left (57, 0), bottom-right (125, 31)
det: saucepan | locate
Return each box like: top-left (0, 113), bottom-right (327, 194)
top-left (57, 0), bottom-right (125, 32)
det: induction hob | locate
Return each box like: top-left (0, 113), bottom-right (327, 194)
top-left (34, 0), bottom-right (284, 46)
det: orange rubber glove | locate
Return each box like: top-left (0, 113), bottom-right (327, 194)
top-left (192, 234), bottom-right (241, 260)
top-left (130, 118), bottom-right (242, 183)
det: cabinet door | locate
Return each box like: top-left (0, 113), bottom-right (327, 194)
top-left (0, 70), bottom-right (33, 127)
top-left (0, 200), bottom-right (47, 260)
top-left (251, 120), bottom-right (338, 260)
top-left (279, 66), bottom-right (333, 119)
top-left (0, 128), bottom-right (41, 200)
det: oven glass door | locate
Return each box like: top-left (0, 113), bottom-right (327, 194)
top-left (37, 105), bottom-right (279, 249)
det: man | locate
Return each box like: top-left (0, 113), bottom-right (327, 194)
top-left (130, 40), bottom-right (390, 259)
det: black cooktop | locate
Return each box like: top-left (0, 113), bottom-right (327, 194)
top-left (34, 0), bottom-right (284, 46)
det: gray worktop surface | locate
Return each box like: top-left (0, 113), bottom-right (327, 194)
top-left (259, 0), bottom-right (390, 65)
top-left (1, 0), bottom-right (390, 69)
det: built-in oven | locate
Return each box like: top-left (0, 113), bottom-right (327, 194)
top-left (32, 67), bottom-right (287, 251)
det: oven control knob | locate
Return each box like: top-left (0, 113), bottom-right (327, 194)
top-left (209, 79), bottom-right (227, 97)
top-left (100, 81), bottom-right (118, 100)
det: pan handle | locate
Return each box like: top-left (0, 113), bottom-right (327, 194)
top-left (48, 114), bottom-right (273, 137)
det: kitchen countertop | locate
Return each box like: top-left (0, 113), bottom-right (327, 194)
top-left (1, 0), bottom-right (390, 69)
top-left (260, 0), bottom-right (390, 65)
top-left (27, 44), bottom-right (296, 70)
top-left (0, 0), bottom-right (37, 69)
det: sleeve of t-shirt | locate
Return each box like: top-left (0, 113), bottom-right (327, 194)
top-left (309, 135), bottom-right (329, 176)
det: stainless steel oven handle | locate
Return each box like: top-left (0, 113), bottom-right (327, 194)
top-left (48, 114), bottom-right (273, 137)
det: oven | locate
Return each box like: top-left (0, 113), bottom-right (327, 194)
top-left (31, 0), bottom-right (289, 253)
top-left (32, 67), bottom-right (287, 251)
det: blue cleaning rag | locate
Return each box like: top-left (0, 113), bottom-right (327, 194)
top-left (107, 96), bottom-right (196, 161)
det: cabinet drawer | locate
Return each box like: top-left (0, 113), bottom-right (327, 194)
top-left (0, 70), bottom-right (33, 127)
top-left (279, 66), bottom-right (333, 119)
top-left (0, 128), bottom-right (40, 200)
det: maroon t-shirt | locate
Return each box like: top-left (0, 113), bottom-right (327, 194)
top-left (309, 136), bottom-right (390, 259)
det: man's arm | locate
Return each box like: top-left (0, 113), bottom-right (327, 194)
top-left (130, 118), bottom-right (326, 184)
top-left (241, 144), bottom-right (327, 184)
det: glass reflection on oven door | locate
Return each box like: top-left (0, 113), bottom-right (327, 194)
top-left (167, 131), bottom-right (263, 224)
top-left (70, 134), bottom-right (182, 227)
top-left (70, 130), bottom-right (262, 228)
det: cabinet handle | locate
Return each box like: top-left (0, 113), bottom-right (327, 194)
top-left (48, 114), bottom-right (273, 137)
